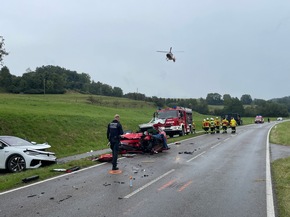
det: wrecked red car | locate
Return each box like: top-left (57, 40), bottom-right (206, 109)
top-left (119, 129), bottom-right (164, 154)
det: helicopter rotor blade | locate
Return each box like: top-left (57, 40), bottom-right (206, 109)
top-left (156, 51), bottom-right (168, 53)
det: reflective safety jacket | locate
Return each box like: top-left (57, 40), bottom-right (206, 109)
top-left (215, 119), bottom-right (220, 127)
top-left (230, 119), bottom-right (237, 127)
top-left (222, 119), bottom-right (229, 126)
top-left (210, 120), bottom-right (215, 128)
top-left (203, 120), bottom-right (210, 128)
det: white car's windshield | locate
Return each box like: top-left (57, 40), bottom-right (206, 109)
top-left (0, 136), bottom-right (33, 146)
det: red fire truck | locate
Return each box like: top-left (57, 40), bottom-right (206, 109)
top-left (148, 106), bottom-right (193, 138)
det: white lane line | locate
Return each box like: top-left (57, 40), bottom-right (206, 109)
top-left (0, 162), bottom-right (107, 196)
top-left (211, 142), bottom-right (221, 149)
top-left (266, 125), bottom-right (276, 217)
top-left (224, 138), bottom-right (230, 142)
top-left (186, 151), bottom-right (206, 163)
top-left (123, 169), bottom-right (175, 199)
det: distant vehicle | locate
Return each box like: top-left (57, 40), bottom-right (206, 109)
top-left (0, 136), bottom-right (56, 172)
top-left (255, 115), bottom-right (264, 123)
top-left (156, 47), bottom-right (183, 62)
top-left (222, 113), bottom-right (242, 125)
top-left (277, 117), bottom-right (283, 121)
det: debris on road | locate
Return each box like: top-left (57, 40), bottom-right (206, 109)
top-left (122, 154), bottom-right (136, 158)
top-left (52, 168), bottom-right (67, 172)
top-left (27, 194), bottom-right (37, 198)
top-left (58, 195), bottom-right (72, 203)
top-left (66, 166), bottom-right (80, 173)
top-left (96, 153), bottom-right (113, 162)
top-left (103, 182), bottom-right (111, 186)
top-left (22, 175), bottom-right (39, 183)
top-left (178, 151), bottom-right (194, 155)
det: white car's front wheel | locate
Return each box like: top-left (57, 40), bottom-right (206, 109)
top-left (7, 155), bottom-right (26, 172)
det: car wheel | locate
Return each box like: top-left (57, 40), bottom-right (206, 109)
top-left (7, 155), bottom-right (26, 172)
top-left (179, 128), bottom-right (185, 136)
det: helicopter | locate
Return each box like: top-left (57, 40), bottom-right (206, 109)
top-left (156, 47), bottom-right (182, 62)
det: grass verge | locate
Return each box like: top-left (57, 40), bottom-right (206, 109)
top-left (270, 121), bottom-right (290, 217)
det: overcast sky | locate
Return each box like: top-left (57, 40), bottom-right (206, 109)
top-left (1, 0), bottom-right (290, 100)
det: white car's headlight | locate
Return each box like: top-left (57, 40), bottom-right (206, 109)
top-left (24, 150), bottom-right (39, 156)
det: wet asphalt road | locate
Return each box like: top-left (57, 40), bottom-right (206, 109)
top-left (0, 123), bottom-right (283, 217)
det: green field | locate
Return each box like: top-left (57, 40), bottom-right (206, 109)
top-left (0, 93), bottom-right (158, 158)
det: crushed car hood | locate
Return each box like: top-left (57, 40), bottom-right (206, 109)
top-left (17, 143), bottom-right (52, 151)
top-left (139, 118), bottom-right (165, 129)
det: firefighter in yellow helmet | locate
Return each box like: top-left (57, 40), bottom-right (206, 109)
top-left (214, 117), bottom-right (220, 133)
top-left (230, 117), bottom-right (237, 134)
top-left (202, 118), bottom-right (210, 134)
top-left (192, 119), bottom-right (196, 134)
top-left (221, 117), bottom-right (229, 133)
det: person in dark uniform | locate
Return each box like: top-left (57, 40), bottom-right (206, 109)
top-left (107, 114), bottom-right (124, 170)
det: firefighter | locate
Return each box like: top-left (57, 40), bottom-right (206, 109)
top-left (230, 117), bottom-right (237, 134)
top-left (202, 118), bottom-right (210, 134)
top-left (215, 117), bottom-right (220, 133)
top-left (210, 118), bottom-right (216, 134)
top-left (221, 117), bottom-right (229, 133)
top-left (192, 120), bottom-right (196, 134)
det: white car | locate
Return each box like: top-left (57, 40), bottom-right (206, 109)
top-left (277, 117), bottom-right (283, 121)
top-left (0, 136), bottom-right (57, 172)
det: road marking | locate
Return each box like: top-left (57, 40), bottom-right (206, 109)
top-left (123, 169), bottom-right (175, 199)
top-left (186, 151), bottom-right (206, 163)
top-left (266, 125), bottom-right (276, 217)
top-left (178, 180), bottom-right (193, 192)
top-left (158, 179), bottom-right (177, 191)
top-left (224, 138), bottom-right (230, 142)
top-left (211, 142), bottom-right (221, 149)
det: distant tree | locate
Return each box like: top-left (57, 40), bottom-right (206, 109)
top-left (240, 94), bottom-right (253, 105)
top-left (253, 98), bottom-right (267, 107)
top-left (223, 94), bottom-right (232, 104)
top-left (206, 93), bottom-right (223, 105)
top-left (0, 66), bottom-right (12, 90)
top-left (89, 81), bottom-right (103, 95)
top-left (244, 105), bottom-right (258, 117)
top-left (187, 98), bottom-right (198, 110)
top-left (151, 96), bottom-right (165, 108)
top-left (254, 100), bottom-right (288, 117)
top-left (271, 96), bottom-right (290, 113)
top-left (196, 98), bottom-right (209, 114)
top-left (112, 87), bottom-right (123, 97)
top-left (124, 92), bottom-right (146, 101)
top-left (100, 84), bottom-right (113, 96)
top-left (0, 36), bottom-right (9, 66)
top-left (223, 97), bottom-right (244, 115)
